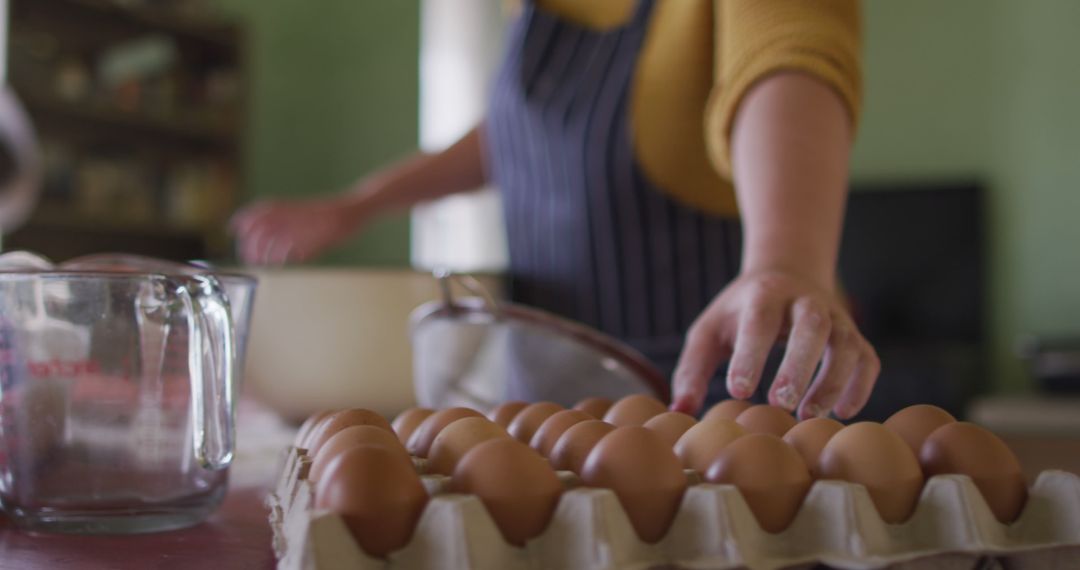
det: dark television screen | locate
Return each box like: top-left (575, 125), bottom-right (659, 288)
top-left (838, 181), bottom-right (986, 419)
top-left (839, 182), bottom-right (985, 344)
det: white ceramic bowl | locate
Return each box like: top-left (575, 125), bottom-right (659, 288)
top-left (242, 268), bottom-right (501, 422)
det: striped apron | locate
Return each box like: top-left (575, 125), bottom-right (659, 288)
top-left (487, 0), bottom-right (745, 405)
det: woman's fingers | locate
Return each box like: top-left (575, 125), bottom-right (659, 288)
top-left (233, 204), bottom-right (303, 266)
top-left (262, 235), bottom-right (296, 267)
top-left (832, 341), bottom-right (881, 419)
top-left (797, 318), bottom-right (860, 419)
top-left (229, 202), bottom-right (271, 235)
top-left (671, 318), bottom-right (732, 414)
top-left (242, 218), bottom-right (280, 266)
top-left (674, 273), bottom-right (880, 420)
top-left (768, 298), bottom-right (831, 411)
top-left (727, 298), bottom-right (784, 400)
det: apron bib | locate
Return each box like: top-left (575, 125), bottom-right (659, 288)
top-left (487, 0), bottom-right (746, 403)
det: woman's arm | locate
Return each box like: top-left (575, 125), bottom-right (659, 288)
top-left (671, 72), bottom-right (879, 419)
top-left (231, 124), bottom-right (488, 265)
top-left (347, 124), bottom-right (489, 215)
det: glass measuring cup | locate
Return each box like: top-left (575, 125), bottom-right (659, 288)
top-left (0, 252), bottom-right (255, 533)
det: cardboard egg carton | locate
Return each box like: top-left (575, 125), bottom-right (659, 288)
top-left (267, 446), bottom-right (1080, 570)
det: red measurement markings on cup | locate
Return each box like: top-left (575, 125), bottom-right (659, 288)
top-left (25, 358), bottom-right (101, 379)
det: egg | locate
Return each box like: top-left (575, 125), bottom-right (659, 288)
top-left (702, 399), bottom-right (753, 422)
top-left (643, 412), bottom-right (698, 448)
top-left (818, 422), bottom-right (924, 524)
top-left (573, 397), bottom-right (614, 419)
top-left (407, 407), bottom-right (485, 458)
top-left (488, 401), bottom-right (530, 428)
top-left (530, 409), bottom-right (594, 457)
top-left (919, 422), bottom-right (1028, 523)
top-left (673, 418), bottom-right (746, 473)
top-left (391, 407), bottom-right (435, 446)
top-left (884, 404), bottom-right (957, 455)
top-left (310, 425), bottom-right (410, 482)
top-left (783, 417), bottom-right (844, 478)
top-left (705, 433), bottom-right (812, 533)
top-left (315, 445), bottom-right (428, 558)
top-left (735, 405), bottom-right (797, 437)
top-left (295, 409), bottom-right (335, 447)
top-left (307, 409), bottom-right (395, 456)
top-left (295, 409), bottom-right (337, 448)
top-left (603, 394), bottom-right (667, 427)
top-left (507, 402), bottom-right (564, 443)
top-left (451, 438), bottom-right (563, 546)
top-left (427, 417), bottom-right (510, 476)
top-left (581, 426), bottom-right (688, 543)
top-left (548, 420), bottom-right (617, 473)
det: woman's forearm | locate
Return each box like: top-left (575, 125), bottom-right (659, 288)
top-left (731, 73), bottom-right (852, 290)
top-left (341, 123), bottom-right (489, 220)
top-left (667, 71), bottom-right (876, 418)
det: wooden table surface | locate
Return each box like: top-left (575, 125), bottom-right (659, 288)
top-left (0, 484), bottom-right (275, 570)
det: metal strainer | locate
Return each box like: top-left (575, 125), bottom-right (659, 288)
top-left (410, 271), bottom-right (668, 411)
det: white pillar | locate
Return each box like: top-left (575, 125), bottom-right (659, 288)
top-left (0, 0), bottom-right (7, 84)
top-left (411, 0), bottom-right (508, 273)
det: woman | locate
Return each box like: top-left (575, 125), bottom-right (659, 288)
top-left (232, 0), bottom-right (879, 419)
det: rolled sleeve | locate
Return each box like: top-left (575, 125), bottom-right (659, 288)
top-left (706, 0), bottom-right (863, 178)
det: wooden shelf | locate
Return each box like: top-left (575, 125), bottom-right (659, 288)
top-left (8, 213), bottom-right (212, 262)
top-left (7, 0), bottom-right (245, 262)
top-left (11, 0), bottom-right (241, 58)
top-left (62, 0), bottom-right (240, 48)
top-left (19, 88), bottom-right (238, 149)
top-left (26, 208), bottom-right (208, 239)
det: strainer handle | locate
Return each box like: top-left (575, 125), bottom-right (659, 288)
top-left (435, 269), bottom-right (500, 313)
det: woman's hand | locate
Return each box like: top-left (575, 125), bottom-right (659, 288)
top-left (230, 124), bottom-right (490, 266)
top-left (670, 269), bottom-right (879, 420)
top-left (230, 195), bottom-right (369, 266)
top-left (672, 71), bottom-right (877, 418)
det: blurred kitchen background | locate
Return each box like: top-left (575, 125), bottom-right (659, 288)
top-left (1, 0), bottom-right (1077, 432)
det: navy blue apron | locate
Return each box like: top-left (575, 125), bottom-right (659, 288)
top-left (487, 0), bottom-right (746, 406)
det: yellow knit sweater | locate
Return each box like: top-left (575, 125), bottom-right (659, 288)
top-left (529, 0), bottom-right (862, 217)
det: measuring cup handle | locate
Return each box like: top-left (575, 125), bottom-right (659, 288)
top-left (176, 275), bottom-right (237, 471)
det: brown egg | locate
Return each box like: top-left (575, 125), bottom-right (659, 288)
top-left (920, 422), bottom-right (1028, 523)
top-left (427, 417), bottom-right (510, 476)
top-left (407, 407), bottom-right (484, 458)
top-left (674, 418), bottom-right (746, 473)
top-left (603, 394), bottom-right (668, 427)
top-left (530, 409), bottom-right (594, 457)
top-left (451, 438), bottom-right (563, 546)
top-left (315, 445), bottom-right (428, 558)
top-left (573, 397), bottom-right (614, 419)
top-left (581, 426), bottom-right (688, 543)
top-left (643, 412), bottom-right (698, 448)
top-left (507, 402), bottom-right (564, 443)
top-left (488, 401), bottom-right (530, 428)
top-left (310, 425), bottom-right (410, 482)
top-left (295, 409), bottom-right (337, 448)
top-left (702, 399), bottom-right (754, 422)
top-left (735, 405), bottom-right (798, 437)
top-left (884, 404), bottom-right (957, 455)
top-left (307, 409), bottom-right (395, 456)
top-left (548, 420), bottom-right (617, 473)
top-left (818, 422), bottom-right (925, 524)
top-left (391, 407), bottom-right (435, 446)
top-left (706, 433), bottom-right (812, 533)
top-left (783, 417), bottom-right (844, 478)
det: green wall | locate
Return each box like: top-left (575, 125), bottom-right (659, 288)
top-left (854, 0), bottom-right (1080, 392)
top-left (223, 0), bottom-right (1080, 392)
top-left (216, 0), bottom-right (418, 266)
